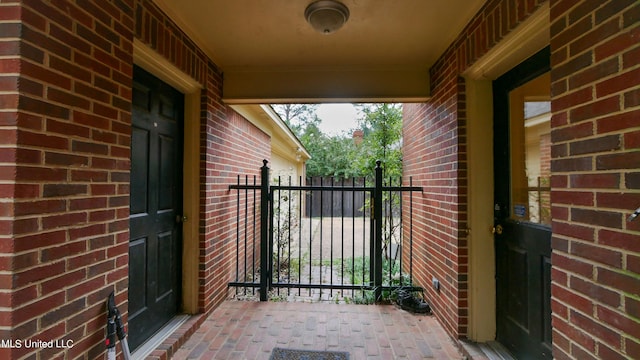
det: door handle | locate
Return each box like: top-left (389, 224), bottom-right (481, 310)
top-left (492, 224), bottom-right (503, 235)
top-left (176, 215), bottom-right (188, 223)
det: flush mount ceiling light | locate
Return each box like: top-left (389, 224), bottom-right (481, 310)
top-left (304, 0), bottom-right (350, 35)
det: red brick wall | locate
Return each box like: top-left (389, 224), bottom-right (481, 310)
top-left (549, 1), bottom-right (640, 359)
top-left (0, 0), bottom-right (270, 358)
top-left (200, 106), bottom-right (270, 310)
top-left (1, 0), bottom-right (135, 358)
top-left (403, 80), bottom-right (469, 338)
top-left (0, 2), bottom-right (20, 329)
top-left (0, 0), bottom-right (21, 355)
top-left (134, 0), bottom-right (207, 85)
top-left (403, 0), bottom-right (548, 339)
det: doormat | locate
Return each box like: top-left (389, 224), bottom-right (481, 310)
top-left (270, 347), bottom-right (350, 360)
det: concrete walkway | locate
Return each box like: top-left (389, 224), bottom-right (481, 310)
top-left (171, 301), bottom-right (464, 360)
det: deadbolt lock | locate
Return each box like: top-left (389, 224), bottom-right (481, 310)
top-left (492, 224), bottom-right (503, 235)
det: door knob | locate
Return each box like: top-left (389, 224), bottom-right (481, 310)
top-left (176, 215), bottom-right (188, 223)
top-left (492, 224), bottom-right (503, 235)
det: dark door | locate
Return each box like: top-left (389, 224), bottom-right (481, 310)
top-left (129, 66), bottom-right (183, 350)
top-left (493, 48), bottom-right (552, 359)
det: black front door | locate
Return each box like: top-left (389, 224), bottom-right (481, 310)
top-left (129, 66), bottom-right (183, 350)
top-left (493, 48), bottom-right (552, 359)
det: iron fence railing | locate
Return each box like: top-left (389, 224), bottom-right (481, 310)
top-left (228, 160), bottom-right (422, 302)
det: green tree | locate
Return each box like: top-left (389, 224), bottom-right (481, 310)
top-left (271, 104), bottom-right (319, 134)
top-left (353, 104), bottom-right (403, 179)
top-left (272, 104), bottom-right (359, 178)
top-left (298, 122), bottom-right (358, 178)
top-left (271, 103), bottom-right (403, 180)
top-left (351, 104), bottom-right (403, 255)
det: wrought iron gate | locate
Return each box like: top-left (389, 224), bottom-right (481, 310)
top-left (229, 160), bottom-right (422, 302)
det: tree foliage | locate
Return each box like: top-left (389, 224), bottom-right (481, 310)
top-left (353, 103), bottom-right (402, 179)
top-left (272, 103), bottom-right (402, 179)
top-left (304, 128), bottom-right (358, 178)
top-left (271, 104), bottom-right (319, 133)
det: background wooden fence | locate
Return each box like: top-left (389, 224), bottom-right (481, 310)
top-left (304, 177), bottom-right (369, 217)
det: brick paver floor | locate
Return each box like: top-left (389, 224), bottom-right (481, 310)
top-left (171, 301), bottom-right (464, 360)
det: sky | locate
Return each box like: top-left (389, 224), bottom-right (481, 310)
top-left (315, 103), bottom-right (360, 136)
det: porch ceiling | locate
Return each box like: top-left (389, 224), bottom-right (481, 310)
top-left (152, 0), bottom-right (486, 103)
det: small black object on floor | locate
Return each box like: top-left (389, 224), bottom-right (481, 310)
top-left (396, 288), bottom-right (431, 314)
top-left (270, 347), bottom-right (350, 360)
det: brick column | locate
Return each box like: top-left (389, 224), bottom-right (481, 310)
top-left (549, 1), bottom-right (640, 358)
top-left (1, 0), bottom-right (135, 358)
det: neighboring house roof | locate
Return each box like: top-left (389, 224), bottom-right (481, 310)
top-left (229, 104), bottom-right (311, 164)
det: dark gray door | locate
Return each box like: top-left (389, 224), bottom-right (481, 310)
top-left (493, 48), bottom-right (553, 359)
top-left (129, 66), bottom-right (183, 350)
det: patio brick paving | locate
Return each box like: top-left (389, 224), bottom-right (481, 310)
top-left (171, 300), bottom-right (464, 360)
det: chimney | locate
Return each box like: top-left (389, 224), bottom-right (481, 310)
top-left (352, 129), bottom-right (364, 145)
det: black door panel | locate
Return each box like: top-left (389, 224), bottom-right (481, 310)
top-left (128, 66), bottom-right (183, 351)
top-left (496, 221), bottom-right (552, 359)
top-left (493, 47), bottom-right (552, 360)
